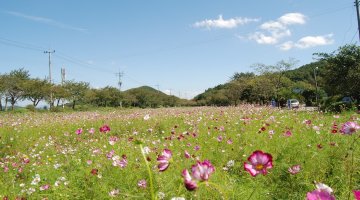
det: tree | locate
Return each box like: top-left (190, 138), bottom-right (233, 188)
top-left (3, 68), bottom-right (30, 110)
top-left (63, 81), bottom-right (89, 110)
top-left (252, 58), bottom-right (298, 105)
top-left (230, 72), bottom-right (255, 81)
top-left (23, 78), bottom-right (50, 107)
top-left (314, 44), bottom-right (360, 100)
top-left (52, 84), bottom-right (69, 107)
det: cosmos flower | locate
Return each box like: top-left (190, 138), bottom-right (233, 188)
top-left (143, 114), bottom-right (150, 120)
top-left (31, 174), bottom-right (41, 185)
top-left (109, 189), bottom-right (120, 197)
top-left (244, 150), bottom-right (273, 177)
top-left (340, 121), bottom-right (360, 135)
top-left (182, 160), bottom-right (215, 191)
top-left (138, 179), bottom-right (147, 188)
top-left (39, 184), bottom-right (50, 191)
top-left (306, 182), bottom-right (335, 200)
top-left (109, 136), bottom-right (119, 145)
top-left (288, 164), bottom-right (301, 175)
top-left (353, 190), bottom-right (360, 200)
top-left (99, 125), bottom-right (111, 133)
top-left (284, 130), bottom-right (292, 137)
top-left (88, 128), bottom-right (95, 134)
top-left (90, 168), bottom-right (98, 175)
top-left (184, 150), bottom-right (191, 159)
top-left (182, 169), bottom-right (197, 191)
top-left (75, 128), bottom-right (83, 135)
top-left (157, 149), bottom-right (172, 172)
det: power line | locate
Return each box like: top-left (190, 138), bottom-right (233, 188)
top-left (115, 70), bottom-right (124, 91)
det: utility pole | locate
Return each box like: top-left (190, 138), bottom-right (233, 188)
top-left (314, 67), bottom-right (319, 109)
top-left (61, 68), bottom-right (66, 109)
top-left (356, 0), bottom-right (360, 42)
top-left (115, 70), bottom-right (124, 107)
top-left (61, 68), bottom-right (66, 85)
top-left (44, 50), bottom-right (55, 109)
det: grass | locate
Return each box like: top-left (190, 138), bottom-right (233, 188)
top-left (0, 106), bottom-right (359, 199)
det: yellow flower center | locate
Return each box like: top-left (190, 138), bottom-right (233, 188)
top-left (255, 164), bottom-right (264, 170)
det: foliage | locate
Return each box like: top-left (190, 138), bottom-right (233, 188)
top-left (314, 44), bottom-right (360, 100)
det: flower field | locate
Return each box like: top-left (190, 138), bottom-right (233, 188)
top-left (0, 106), bottom-right (359, 199)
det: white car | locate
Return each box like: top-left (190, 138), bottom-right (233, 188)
top-left (289, 99), bottom-right (299, 108)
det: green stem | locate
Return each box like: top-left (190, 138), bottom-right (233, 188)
top-left (140, 144), bottom-right (156, 200)
top-left (247, 187), bottom-right (256, 200)
top-left (199, 181), bottom-right (227, 200)
top-left (347, 136), bottom-right (358, 200)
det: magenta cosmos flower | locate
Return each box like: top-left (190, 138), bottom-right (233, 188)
top-left (244, 150), bottom-right (273, 177)
top-left (75, 128), bottom-right (83, 135)
top-left (157, 149), bottom-right (172, 172)
top-left (306, 182), bottom-right (335, 200)
top-left (182, 160), bottom-right (215, 191)
top-left (340, 121), bottom-right (360, 135)
top-left (99, 125), bottom-right (111, 133)
top-left (354, 190), bottom-right (360, 200)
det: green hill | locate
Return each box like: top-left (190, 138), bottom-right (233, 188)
top-left (123, 86), bottom-right (194, 108)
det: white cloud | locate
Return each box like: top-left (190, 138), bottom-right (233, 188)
top-left (279, 13), bottom-right (306, 25)
top-left (193, 15), bottom-right (259, 29)
top-left (249, 32), bottom-right (279, 44)
top-left (278, 41), bottom-right (295, 50)
top-left (5, 11), bottom-right (87, 32)
top-left (248, 12), bottom-right (306, 45)
top-left (279, 34), bottom-right (334, 50)
top-left (260, 21), bottom-right (286, 31)
top-left (295, 34), bottom-right (334, 48)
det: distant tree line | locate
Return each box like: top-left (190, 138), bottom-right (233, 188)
top-left (194, 44), bottom-right (360, 110)
top-left (0, 70), bottom-right (193, 111)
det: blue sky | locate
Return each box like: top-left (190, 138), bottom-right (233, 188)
top-left (0, 0), bottom-right (357, 99)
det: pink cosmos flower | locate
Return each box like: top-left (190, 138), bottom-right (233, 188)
top-left (182, 169), bottom-right (197, 191)
top-left (307, 182), bottom-right (335, 200)
top-left (354, 190), bottom-right (360, 200)
top-left (112, 156), bottom-right (128, 168)
top-left (99, 125), bottom-right (111, 133)
top-left (304, 120), bottom-right (312, 125)
top-left (138, 179), bottom-right (147, 188)
top-left (191, 160), bottom-right (215, 181)
top-left (227, 139), bottom-right (233, 144)
top-left (184, 150), bottom-right (191, 159)
top-left (40, 184), bottom-right (50, 191)
top-left (217, 135), bottom-right (223, 142)
top-left (109, 136), bottom-right (119, 145)
top-left (340, 121), bottom-right (360, 135)
top-left (157, 149), bottom-right (172, 172)
top-left (194, 145), bottom-right (200, 151)
top-left (88, 128), bottom-right (95, 134)
top-left (182, 160), bottom-right (215, 191)
top-left (288, 165), bottom-right (301, 175)
top-left (75, 128), bottom-right (83, 135)
top-left (284, 130), bottom-right (292, 137)
top-left (106, 150), bottom-right (115, 159)
top-left (244, 150), bottom-right (273, 177)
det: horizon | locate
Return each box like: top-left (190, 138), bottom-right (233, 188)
top-left (0, 1), bottom-right (358, 100)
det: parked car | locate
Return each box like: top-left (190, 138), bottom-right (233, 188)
top-left (288, 99), bottom-right (300, 108)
